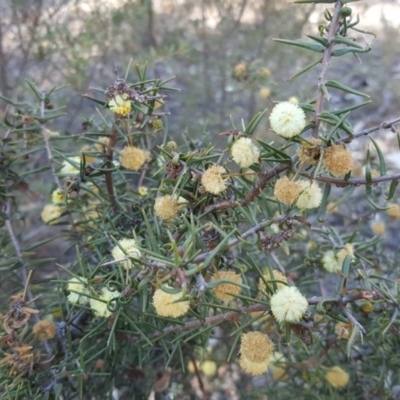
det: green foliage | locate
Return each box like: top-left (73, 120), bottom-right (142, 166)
top-left (1, 1), bottom-right (400, 399)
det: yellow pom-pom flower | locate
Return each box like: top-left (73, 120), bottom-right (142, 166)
top-left (270, 286), bottom-right (308, 323)
top-left (239, 332), bottom-right (274, 375)
top-left (258, 269), bottom-right (288, 293)
top-left (297, 138), bottom-right (322, 165)
top-left (109, 94), bottom-right (131, 116)
top-left (387, 203), bottom-right (400, 220)
top-left (325, 366), bottom-right (350, 388)
top-left (67, 276), bottom-right (90, 304)
top-left (201, 165), bottom-right (227, 195)
top-left (138, 186), bottom-right (148, 196)
top-left (322, 244), bottom-right (353, 273)
top-left (269, 102), bottom-right (306, 139)
top-left (323, 144), bottom-right (353, 177)
top-left (154, 195), bottom-right (180, 219)
top-left (119, 146), bottom-right (146, 171)
top-left (153, 287), bottom-right (190, 318)
top-left (41, 204), bottom-right (64, 224)
top-left (111, 238), bottom-right (141, 270)
top-left (51, 189), bottom-right (64, 205)
top-left (60, 156), bottom-right (80, 175)
top-left (335, 322), bottom-right (351, 339)
top-left (259, 87), bottom-right (271, 100)
top-left (371, 220), bottom-right (386, 235)
top-left (231, 137), bottom-right (260, 168)
top-left (89, 287), bottom-right (120, 318)
top-left (33, 320), bottom-right (56, 340)
top-left (212, 270), bottom-right (242, 301)
top-left (95, 136), bottom-right (110, 152)
top-left (274, 176), bottom-right (302, 205)
top-left (295, 180), bottom-right (323, 209)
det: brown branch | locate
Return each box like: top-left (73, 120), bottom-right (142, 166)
top-left (128, 290), bottom-right (380, 343)
top-left (105, 124), bottom-right (118, 205)
top-left (312, 0), bottom-right (343, 138)
top-left (308, 172), bottom-right (400, 187)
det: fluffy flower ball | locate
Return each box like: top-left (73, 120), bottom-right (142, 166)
top-left (297, 138), bottom-right (322, 165)
top-left (153, 287), bottom-right (190, 318)
top-left (231, 137), bottom-right (260, 168)
top-left (269, 102), bottom-right (306, 139)
top-left (109, 94), bottom-right (131, 116)
top-left (270, 286), bottom-right (308, 323)
top-left (258, 269), bottom-right (288, 293)
top-left (51, 189), bottom-right (64, 204)
top-left (201, 165), bottom-right (227, 195)
top-left (387, 203), bottom-right (400, 220)
top-left (212, 270), bottom-right (242, 301)
top-left (325, 366), bottom-right (350, 388)
top-left (274, 176), bottom-right (302, 205)
top-left (295, 180), bottom-right (323, 209)
top-left (60, 156), bottom-right (80, 175)
top-left (322, 244), bottom-right (353, 273)
top-left (323, 144), bottom-right (353, 177)
top-left (119, 146), bottom-right (146, 171)
top-left (41, 204), bottom-right (65, 225)
top-left (33, 320), bottom-right (56, 340)
top-left (239, 332), bottom-right (274, 375)
top-left (89, 287), bottom-right (120, 318)
top-left (67, 277), bottom-right (90, 304)
top-left (154, 195), bottom-right (180, 219)
top-left (111, 238), bottom-right (141, 270)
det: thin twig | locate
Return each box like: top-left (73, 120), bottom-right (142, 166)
top-left (105, 123), bottom-right (118, 205)
top-left (40, 92), bottom-right (62, 189)
top-left (312, 0), bottom-right (343, 138)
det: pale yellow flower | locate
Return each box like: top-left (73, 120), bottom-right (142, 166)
top-left (41, 204), bottom-right (65, 224)
top-left (154, 195), bottom-right (180, 219)
top-left (259, 87), bottom-right (271, 100)
top-left (109, 94), bottom-right (131, 116)
top-left (324, 144), bottom-right (353, 177)
top-left (33, 320), bottom-right (56, 340)
top-left (67, 277), bottom-right (90, 305)
top-left (201, 165), bottom-right (227, 195)
top-left (138, 186), bottom-right (148, 196)
top-left (212, 271), bottom-right (242, 301)
top-left (153, 287), bottom-right (190, 318)
top-left (51, 189), bottom-right (64, 205)
top-left (371, 220), bottom-right (386, 235)
top-left (239, 332), bottom-right (274, 375)
top-left (231, 137), bottom-right (260, 168)
top-left (325, 366), bottom-right (349, 388)
top-left (60, 156), bottom-right (80, 175)
top-left (295, 180), bottom-right (323, 209)
top-left (119, 146), bottom-right (146, 171)
top-left (387, 203), bottom-right (400, 220)
top-left (322, 245), bottom-right (353, 274)
top-left (269, 102), bottom-right (306, 139)
top-left (274, 176), bottom-right (302, 205)
top-left (258, 269), bottom-right (288, 293)
top-left (270, 286), bottom-right (308, 323)
top-left (89, 287), bottom-right (120, 318)
top-left (111, 238), bottom-right (141, 270)
top-left (335, 322), bottom-right (351, 339)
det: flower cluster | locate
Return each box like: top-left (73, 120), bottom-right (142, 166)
top-left (109, 94), bottom-right (132, 116)
top-left (89, 287), bottom-right (120, 318)
top-left (111, 238), bottom-right (141, 270)
top-left (323, 144), bottom-right (353, 177)
top-left (153, 287), bottom-right (190, 318)
top-left (239, 331), bottom-right (274, 375)
top-left (201, 165), bottom-right (227, 194)
top-left (270, 286), bottom-right (308, 323)
top-left (258, 269), bottom-right (288, 294)
top-left (231, 137), bottom-right (260, 168)
top-left (119, 146), bottom-right (146, 171)
top-left (212, 270), bottom-right (242, 301)
top-left (269, 102), bottom-right (306, 139)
